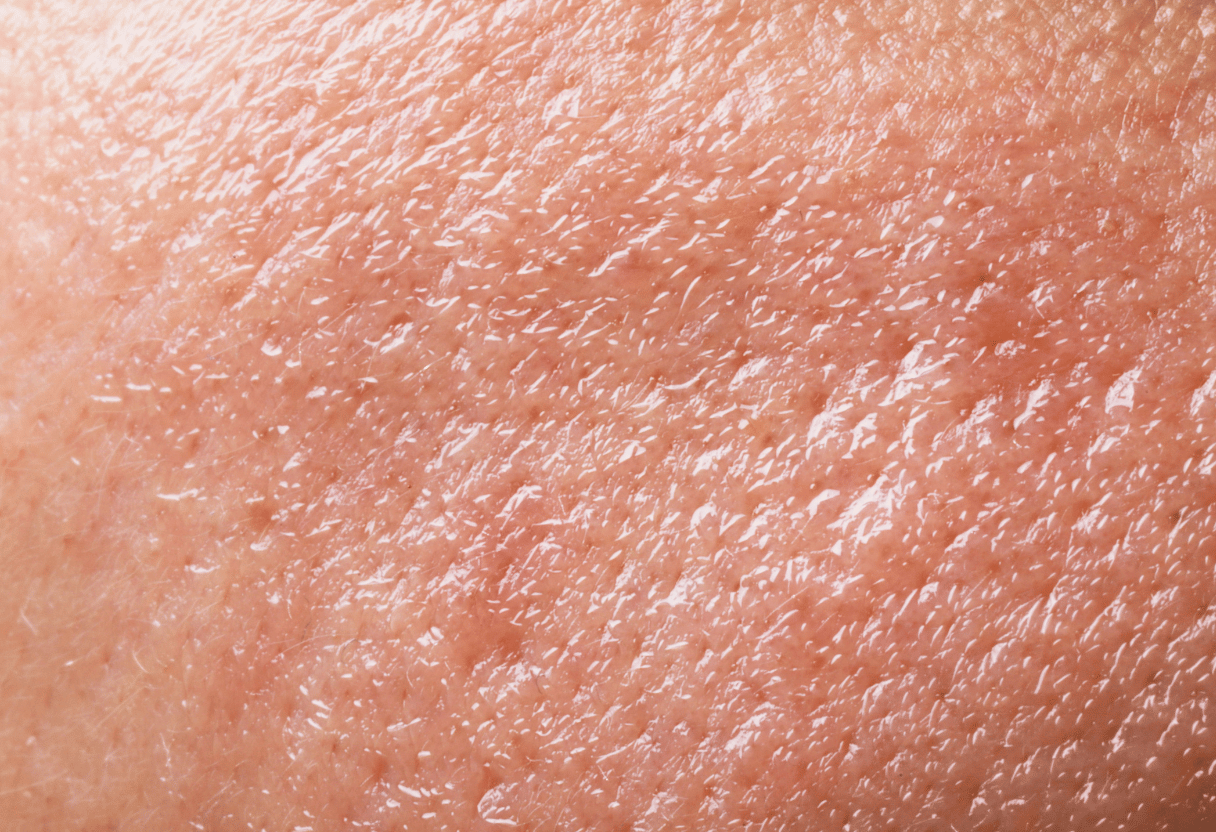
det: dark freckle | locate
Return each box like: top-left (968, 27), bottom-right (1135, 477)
top-left (384, 311), bottom-right (412, 330)
top-left (246, 499), bottom-right (276, 534)
top-left (366, 751), bottom-right (388, 785)
top-left (218, 280), bottom-right (244, 308)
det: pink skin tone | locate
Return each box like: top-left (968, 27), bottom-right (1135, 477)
top-left (3, 0), bottom-right (1216, 829)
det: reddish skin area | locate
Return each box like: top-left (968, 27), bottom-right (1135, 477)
top-left (3, 0), bottom-right (1216, 830)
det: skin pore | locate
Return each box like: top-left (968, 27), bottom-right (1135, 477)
top-left (3, 0), bottom-right (1216, 829)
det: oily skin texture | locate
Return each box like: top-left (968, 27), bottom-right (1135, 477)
top-left (4, 0), bottom-right (1216, 829)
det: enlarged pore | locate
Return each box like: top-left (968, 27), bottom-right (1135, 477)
top-left (5, 0), bottom-right (1216, 830)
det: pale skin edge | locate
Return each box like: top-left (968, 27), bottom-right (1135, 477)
top-left (3, 1), bottom-right (1216, 830)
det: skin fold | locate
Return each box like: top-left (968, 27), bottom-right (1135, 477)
top-left (2, 0), bottom-right (1216, 829)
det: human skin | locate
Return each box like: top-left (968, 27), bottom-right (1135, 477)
top-left (3, 0), bottom-right (1216, 829)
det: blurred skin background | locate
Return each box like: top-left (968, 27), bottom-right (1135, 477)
top-left (3, 0), bottom-right (1216, 829)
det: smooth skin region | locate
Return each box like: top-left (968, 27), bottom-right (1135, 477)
top-left (3, 0), bottom-right (1216, 830)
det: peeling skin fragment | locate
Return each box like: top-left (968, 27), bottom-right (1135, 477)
top-left (3, 1), bottom-right (1216, 830)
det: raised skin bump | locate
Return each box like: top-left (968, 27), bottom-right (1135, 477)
top-left (2, 0), bottom-right (1216, 830)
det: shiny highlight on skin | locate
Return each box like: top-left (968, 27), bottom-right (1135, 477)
top-left (3, 0), bottom-right (1216, 830)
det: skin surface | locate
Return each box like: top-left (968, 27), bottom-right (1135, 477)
top-left (3, 0), bottom-right (1216, 829)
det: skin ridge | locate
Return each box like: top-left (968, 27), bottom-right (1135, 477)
top-left (3, 0), bottom-right (1216, 830)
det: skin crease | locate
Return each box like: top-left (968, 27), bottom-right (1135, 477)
top-left (3, 0), bottom-right (1216, 829)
